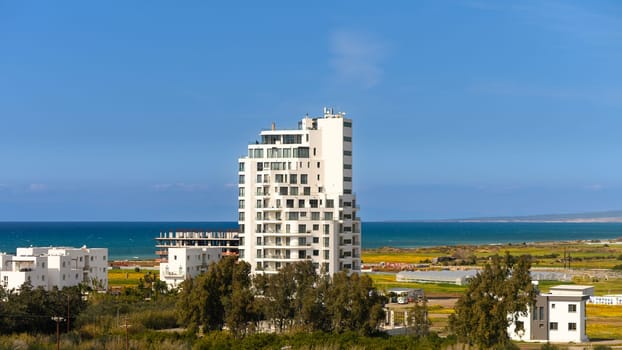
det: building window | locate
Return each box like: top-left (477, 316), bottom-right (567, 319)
top-left (344, 177), bottom-right (352, 182)
top-left (239, 212), bottom-right (245, 221)
top-left (568, 304), bottom-right (577, 313)
top-left (239, 175), bottom-right (245, 184)
top-left (239, 162), bottom-right (245, 171)
top-left (239, 187), bottom-right (245, 196)
top-left (279, 187), bottom-right (288, 195)
top-left (290, 174), bottom-right (297, 184)
top-left (313, 250), bottom-right (319, 256)
top-left (551, 303), bottom-right (555, 309)
top-left (311, 212), bottom-right (320, 220)
top-left (298, 224), bottom-right (306, 233)
top-left (550, 322), bottom-right (558, 330)
top-left (239, 200), bottom-right (245, 209)
top-left (300, 174), bottom-right (308, 184)
top-left (344, 136), bottom-right (352, 142)
top-left (304, 187), bottom-right (311, 195)
top-left (290, 187), bottom-right (298, 195)
top-left (344, 164), bottom-right (352, 169)
top-left (568, 322), bottom-right (577, 331)
top-left (344, 150), bottom-right (352, 156)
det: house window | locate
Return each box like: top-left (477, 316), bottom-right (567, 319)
top-left (568, 322), bottom-right (577, 331)
top-left (539, 307), bottom-right (544, 320)
top-left (551, 303), bottom-right (555, 309)
top-left (550, 322), bottom-right (558, 330)
top-left (568, 304), bottom-right (577, 313)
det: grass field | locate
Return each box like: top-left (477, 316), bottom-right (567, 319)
top-left (107, 268), bottom-right (159, 287)
top-left (363, 241), bottom-right (622, 269)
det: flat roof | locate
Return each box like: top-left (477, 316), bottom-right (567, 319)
top-left (550, 285), bottom-right (593, 291)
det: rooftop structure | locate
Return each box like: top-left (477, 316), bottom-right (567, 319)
top-left (237, 107), bottom-right (361, 275)
top-left (0, 246), bottom-right (108, 291)
top-left (155, 229), bottom-right (239, 260)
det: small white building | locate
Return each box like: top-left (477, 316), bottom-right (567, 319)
top-left (159, 246), bottom-right (222, 288)
top-left (396, 270), bottom-right (479, 285)
top-left (0, 246), bottom-right (108, 291)
top-left (589, 295), bottom-right (622, 305)
top-left (508, 285), bottom-right (594, 343)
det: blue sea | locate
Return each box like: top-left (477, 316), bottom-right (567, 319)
top-left (0, 222), bottom-right (621, 260)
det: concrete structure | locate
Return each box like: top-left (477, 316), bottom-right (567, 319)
top-left (508, 285), bottom-right (594, 343)
top-left (0, 246), bottom-right (108, 291)
top-left (237, 107), bottom-right (361, 275)
top-left (589, 294), bottom-right (622, 305)
top-left (396, 270), bottom-right (479, 285)
top-left (159, 246), bottom-right (222, 288)
top-left (155, 229), bottom-right (239, 260)
top-left (387, 288), bottom-right (425, 304)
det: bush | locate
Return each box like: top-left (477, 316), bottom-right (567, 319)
top-left (540, 343), bottom-right (560, 350)
top-left (133, 309), bottom-right (178, 330)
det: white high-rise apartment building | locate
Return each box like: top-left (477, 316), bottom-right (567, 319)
top-left (238, 107), bottom-right (361, 275)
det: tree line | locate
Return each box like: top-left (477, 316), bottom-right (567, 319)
top-left (176, 257), bottom-right (387, 337)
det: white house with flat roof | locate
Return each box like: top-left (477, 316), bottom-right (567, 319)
top-left (0, 246), bottom-right (108, 291)
top-left (508, 285), bottom-right (593, 343)
top-left (159, 246), bottom-right (222, 288)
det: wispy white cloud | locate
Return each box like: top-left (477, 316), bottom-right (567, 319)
top-left (468, 80), bottom-right (622, 106)
top-left (28, 183), bottom-right (48, 192)
top-left (512, 1), bottom-right (622, 46)
top-left (585, 184), bottom-right (604, 191)
top-left (330, 30), bottom-right (387, 88)
top-left (465, 1), bottom-right (622, 47)
top-left (152, 183), bottom-right (209, 192)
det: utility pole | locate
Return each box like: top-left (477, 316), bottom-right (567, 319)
top-left (67, 295), bottom-right (70, 332)
top-left (51, 316), bottom-right (64, 350)
top-left (125, 317), bottom-right (129, 350)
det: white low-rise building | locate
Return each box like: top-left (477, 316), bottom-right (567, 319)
top-left (159, 246), bottom-right (222, 288)
top-left (508, 285), bottom-right (593, 343)
top-left (0, 246), bottom-right (108, 291)
top-left (589, 295), bottom-right (622, 305)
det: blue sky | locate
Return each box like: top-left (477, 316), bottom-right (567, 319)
top-left (1, 1), bottom-right (621, 221)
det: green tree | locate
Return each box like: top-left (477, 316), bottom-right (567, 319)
top-left (449, 253), bottom-right (536, 349)
top-left (408, 298), bottom-right (431, 337)
top-left (223, 260), bottom-right (255, 337)
top-left (325, 272), bottom-right (386, 335)
top-left (176, 256), bottom-right (254, 333)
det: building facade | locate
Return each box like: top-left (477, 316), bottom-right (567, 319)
top-left (0, 246), bottom-right (108, 291)
top-left (159, 246), bottom-right (222, 288)
top-left (238, 107), bottom-right (361, 275)
top-left (508, 285), bottom-right (593, 343)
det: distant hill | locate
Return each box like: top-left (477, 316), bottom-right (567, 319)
top-left (453, 210), bottom-right (622, 223)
